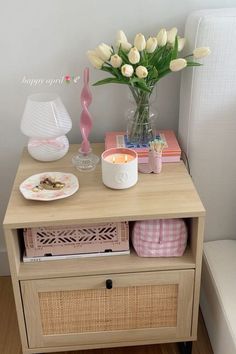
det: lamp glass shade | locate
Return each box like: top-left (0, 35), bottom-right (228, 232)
top-left (21, 93), bottom-right (72, 138)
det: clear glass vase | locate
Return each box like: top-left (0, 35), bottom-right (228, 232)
top-left (126, 88), bottom-right (157, 146)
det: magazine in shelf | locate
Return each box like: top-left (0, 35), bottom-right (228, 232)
top-left (23, 250), bottom-right (130, 262)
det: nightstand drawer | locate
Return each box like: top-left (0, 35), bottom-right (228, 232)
top-left (21, 270), bottom-right (194, 349)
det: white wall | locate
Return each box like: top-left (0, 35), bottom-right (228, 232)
top-left (0, 0), bottom-right (235, 274)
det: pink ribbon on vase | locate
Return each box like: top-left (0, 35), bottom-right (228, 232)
top-left (28, 139), bottom-right (65, 149)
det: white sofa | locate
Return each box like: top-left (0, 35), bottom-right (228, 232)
top-left (201, 240), bottom-right (236, 354)
top-left (178, 8), bottom-right (236, 354)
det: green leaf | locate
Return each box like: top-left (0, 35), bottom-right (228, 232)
top-left (93, 78), bottom-right (129, 86)
top-left (112, 67), bottom-right (123, 79)
top-left (133, 80), bottom-right (151, 93)
top-left (93, 76), bottom-right (151, 93)
top-left (149, 46), bottom-right (166, 66)
top-left (146, 66), bottom-right (158, 82)
top-left (171, 36), bottom-right (178, 60)
top-left (152, 68), bottom-right (171, 84)
top-left (140, 50), bottom-right (148, 66)
top-left (157, 50), bottom-right (172, 72)
top-left (157, 68), bottom-right (171, 79)
top-left (130, 77), bottom-right (141, 84)
top-left (187, 61), bottom-right (202, 67)
top-left (118, 47), bottom-right (129, 63)
top-left (100, 66), bottom-right (116, 76)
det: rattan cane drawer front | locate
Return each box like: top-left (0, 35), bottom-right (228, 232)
top-left (21, 270), bottom-right (194, 348)
top-left (39, 284), bottom-right (178, 334)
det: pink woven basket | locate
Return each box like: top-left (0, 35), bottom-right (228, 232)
top-left (132, 219), bottom-right (187, 257)
top-left (24, 222), bottom-right (129, 257)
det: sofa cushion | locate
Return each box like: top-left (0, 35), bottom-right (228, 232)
top-left (201, 240), bottom-right (236, 353)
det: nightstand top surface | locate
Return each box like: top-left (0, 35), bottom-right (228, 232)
top-left (3, 144), bottom-right (205, 228)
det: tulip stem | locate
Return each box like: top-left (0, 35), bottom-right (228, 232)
top-left (127, 88), bottom-right (154, 145)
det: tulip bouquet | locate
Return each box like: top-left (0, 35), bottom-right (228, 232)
top-left (87, 28), bottom-right (210, 144)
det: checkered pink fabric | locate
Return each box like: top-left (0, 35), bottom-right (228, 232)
top-left (132, 219), bottom-right (187, 257)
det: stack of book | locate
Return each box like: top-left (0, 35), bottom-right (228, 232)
top-left (105, 130), bottom-right (181, 163)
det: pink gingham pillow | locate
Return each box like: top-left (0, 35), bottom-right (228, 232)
top-left (132, 219), bottom-right (187, 257)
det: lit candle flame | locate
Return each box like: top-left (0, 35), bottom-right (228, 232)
top-left (125, 155), bottom-right (128, 163)
top-left (112, 156), bottom-right (116, 164)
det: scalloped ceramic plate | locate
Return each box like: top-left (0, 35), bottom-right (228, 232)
top-left (19, 172), bottom-right (79, 201)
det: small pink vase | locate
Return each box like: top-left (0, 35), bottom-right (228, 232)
top-left (148, 150), bottom-right (162, 174)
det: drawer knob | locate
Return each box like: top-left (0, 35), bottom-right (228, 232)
top-left (106, 279), bottom-right (113, 289)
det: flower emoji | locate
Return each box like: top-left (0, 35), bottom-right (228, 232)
top-left (65, 75), bottom-right (71, 83)
top-left (73, 75), bottom-right (80, 83)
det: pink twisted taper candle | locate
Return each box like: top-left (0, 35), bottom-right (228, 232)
top-left (80, 67), bottom-right (92, 154)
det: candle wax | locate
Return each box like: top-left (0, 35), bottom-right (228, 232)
top-left (104, 153), bottom-right (134, 164)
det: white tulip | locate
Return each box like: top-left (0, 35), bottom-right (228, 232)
top-left (178, 37), bottom-right (186, 52)
top-left (193, 47), bottom-right (211, 59)
top-left (169, 58), bottom-right (187, 72)
top-left (116, 30), bottom-right (128, 44)
top-left (87, 50), bottom-right (104, 69)
top-left (116, 30), bottom-right (132, 51)
top-left (135, 65), bottom-right (148, 79)
top-left (121, 64), bottom-right (134, 77)
top-left (156, 28), bottom-right (167, 47)
top-left (167, 27), bottom-right (178, 44)
top-left (128, 47), bottom-right (140, 64)
top-left (146, 37), bottom-right (157, 53)
top-left (134, 33), bottom-right (146, 51)
top-left (95, 43), bottom-right (112, 61)
top-left (118, 41), bottom-right (132, 51)
top-left (110, 54), bottom-right (122, 68)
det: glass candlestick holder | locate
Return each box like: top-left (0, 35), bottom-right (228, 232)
top-left (72, 148), bottom-right (99, 172)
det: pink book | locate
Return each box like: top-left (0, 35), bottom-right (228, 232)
top-left (138, 155), bottom-right (180, 163)
top-left (105, 130), bottom-right (181, 163)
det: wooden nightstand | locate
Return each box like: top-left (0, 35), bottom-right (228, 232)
top-left (3, 144), bottom-right (205, 354)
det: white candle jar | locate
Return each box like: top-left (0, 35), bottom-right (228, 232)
top-left (101, 148), bottom-right (138, 189)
